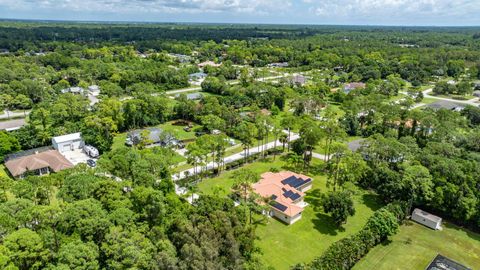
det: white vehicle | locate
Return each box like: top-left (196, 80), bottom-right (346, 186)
top-left (83, 145), bottom-right (99, 158)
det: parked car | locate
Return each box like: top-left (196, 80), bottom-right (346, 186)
top-left (84, 145), bottom-right (99, 158)
top-left (183, 126), bottom-right (191, 132)
top-left (225, 138), bottom-right (236, 146)
top-left (86, 159), bottom-right (96, 167)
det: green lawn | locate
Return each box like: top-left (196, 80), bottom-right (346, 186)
top-left (389, 93), bottom-right (407, 102)
top-left (314, 136), bottom-right (362, 155)
top-left (0, 164), bottom-right (9, 178)
top-left (111, 121), bottom-right (201, 151)
top-left (420, 97), bottom-right (439, 104)
top-left (198, 157), bottom-right (382, 269)
top-left (354, 221), bottom-right (480, 270)
top-left (434, 94), bottom-right (475, 101)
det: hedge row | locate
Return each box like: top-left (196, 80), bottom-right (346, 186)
top-left (293, 202), bottom-right (407, 270)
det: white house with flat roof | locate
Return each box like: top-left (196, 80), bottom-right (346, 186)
top-left (411, 208), bottom-right (442, 230)
top-left (52, 132), bottom-right (84, 153)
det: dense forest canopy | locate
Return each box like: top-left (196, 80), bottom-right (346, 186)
top-left (1, 21), bottom-right (480, 269)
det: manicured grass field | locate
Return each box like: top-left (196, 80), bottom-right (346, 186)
top-left (198, 157), bottom-right (382, 269)
top-left (353, 221), bottom-right (480, 270)
top-left (420, 97), bottom-right (439, 104)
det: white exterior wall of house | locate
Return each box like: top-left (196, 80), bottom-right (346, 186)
top-left (271, 209), bottom-right (303, 225)
top-left (297, 182), bottom-right (313, 192)
top-left (52, 133), bottom-right (84, 153)
top-left (411, 209), bottom-right (442, 230)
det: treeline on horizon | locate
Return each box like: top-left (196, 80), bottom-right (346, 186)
top-left (0, 20), bottom-right (480, 51)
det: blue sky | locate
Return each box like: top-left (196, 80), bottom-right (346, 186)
top-left (0, 0), bottom-right (479, 26)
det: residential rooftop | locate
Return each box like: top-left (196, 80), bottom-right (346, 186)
top-left (253, 171), bottom-right (312, 217)
top-left (5, 149), bottom-right (73, 177)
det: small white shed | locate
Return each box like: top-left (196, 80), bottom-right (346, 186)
top-left (52, 133), bottom-right (84, 153)
top-left (411, 208), bottom-right (442, 230)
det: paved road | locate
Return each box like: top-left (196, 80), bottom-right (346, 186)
top-left (165, 74), bottom-right (289, 96)
top-left (422, 88), bottom-right (479, 106)
top-left (172, 131), bottom-right (299, 181)
top-left (311, 152), bottom-right (329, 161)
top-left (0, 110), bottom-right (30, 120)
top-left (400, 89), bottom-right (480, 108)
top-left (121, 74), bottom-right (291, 101)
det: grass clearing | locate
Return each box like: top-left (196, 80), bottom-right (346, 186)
top-left (111, 121), bottom-right (201, 151)
top-left (198, 157), bottom-right (382, 269)
top-left (0, 164), bottom-right (9, 178)
top-left (354, 221), bottom-right (480, 270)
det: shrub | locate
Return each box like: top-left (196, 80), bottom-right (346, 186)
top-left (294, 202), bottom-right (406, 270)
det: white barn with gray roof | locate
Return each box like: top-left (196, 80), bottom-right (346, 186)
top-left (411, 208), bottom-right (442, 230)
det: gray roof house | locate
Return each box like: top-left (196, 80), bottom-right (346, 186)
top-left (291, 75), bottom-right (307, 85)
top-left (175, 92), bottom-right (203, 101)
top-left (126, 128), bottom-right (180, 147)
top-left (343, 82), bottom-right (366, 94)
top-left (188, 72), bottom-right (208, 81)
top-left (473, 90), bottom-right (480, 97)
top-left (61, 87), bottom-right (85, 95)
top-left (347, 139), bottom-right (366, 152)
top-left (426, 100), bottom-right (466, 112)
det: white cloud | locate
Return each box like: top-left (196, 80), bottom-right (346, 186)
top-left (311, 0), bottom-right (480, 20)
top-left (0, 0), bottom-right (291, 14)
top-left (0, 0), bottom-right (479, 25)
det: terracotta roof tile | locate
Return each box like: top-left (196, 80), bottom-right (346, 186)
top-left (252, 171), bottom-right (312, 217)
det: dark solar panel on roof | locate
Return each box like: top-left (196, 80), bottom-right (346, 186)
top-left (281, 175), bottom-right (298, 186)
top-left (426, 254), bottom-right (471, 270)
top-left (282, 190), bottom-right (301, 201)
top-left (272, 202), bottom-right (288, 212)
top-left (289, 193), bottom-right (301, 201)
top-left (283, 190), bottom-right (294, 198)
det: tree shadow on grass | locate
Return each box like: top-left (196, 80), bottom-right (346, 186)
top-left (308, 163), bottom-right (326, 176)
top-left (443, 222), bottom-right (480, 242)
top-left (380, 239), bottom-right (393, 246)
top-left (305, 189), bottom-right (323, 211)
top-left (311, 212), bottom-right (345, 236)
top-left (305, 189), bottom-right (346, 235)
top-left (361, 193), bottom-right (382, 212)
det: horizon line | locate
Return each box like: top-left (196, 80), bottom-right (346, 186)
top-left (0, 17), bottom-right (479, 28)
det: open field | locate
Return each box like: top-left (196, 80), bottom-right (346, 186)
top-left (353, 221), bottom-right (480, 270)
top-left (111, 121), bottom-right (202, 151)
top-left (198, 157), bottom-right (382, 269)
top-left (433, 94), bottom-right (476, 101)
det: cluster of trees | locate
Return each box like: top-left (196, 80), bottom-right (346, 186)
top-left (336, 90), bottom-right (480, 229)
top-left (293, 203), bottom-right (407, 270)
top-left (0, 154), bottom-right (262, 269)
top-left (2, 22), bottom-right (480, 270)
top-left (4, 93), bottom-right (172, 153)
top-left (432, 80), bottom-right (473, 96)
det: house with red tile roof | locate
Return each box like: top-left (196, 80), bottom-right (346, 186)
top-left (253, 171), bottom-right (313, 225)
top-left (343, 82), bottom-right (366, 94)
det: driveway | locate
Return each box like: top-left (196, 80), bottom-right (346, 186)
top-left (172, 131), bottom-right (299, 181)
top-left (0, 110), bottom-right (30, 120)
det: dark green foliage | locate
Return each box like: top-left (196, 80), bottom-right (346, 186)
top-left (321, 191), bottom-right (356, 225)
top-left (0, 131), bottom-right (20, 160)
top-left (296, 203), bottom-right (405, 270)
